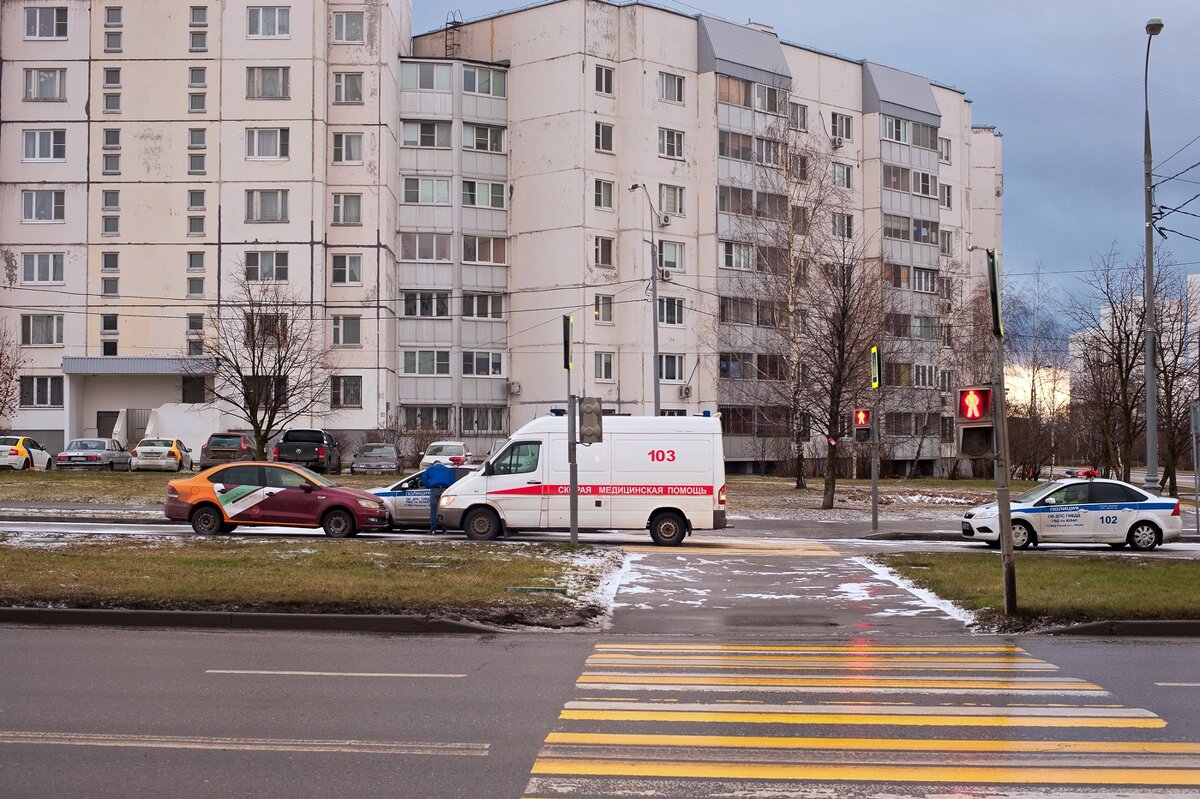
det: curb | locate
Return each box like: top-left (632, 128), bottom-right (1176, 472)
top-left (0, 514), bottom-right (169, 526)
top-left (1040, 619), bottom-right (1200, 637)
top-left (0, 607), bottom-right (500, 634)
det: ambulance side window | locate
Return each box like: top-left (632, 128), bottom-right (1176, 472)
top-left (491, 442), bottom-right (540, 475)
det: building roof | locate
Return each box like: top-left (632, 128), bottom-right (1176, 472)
top-left (62, 357), bottom-right (214, 376)
top-left (697, 16), bottom-right (791, 87)
top-left (863, 62), bottom-right (941, 127)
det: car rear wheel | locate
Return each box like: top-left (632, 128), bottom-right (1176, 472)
top-left (44, 458), bottom-right (52, 471)
top-left (463, 508), bottom-right (501, 541)
top-left (650, 511), bottom-right (688, 546)
top-left (109, 462), bottom-right (117, 471)
top-left (18, 458), bottom-right (30, 471)
top-left (1127, 521), bottom-right (1159, 551)
top-left (322, 508), bottom-right (356, 538)
top-left (1010, 520), bottom-right (1035, 550)
top-left (190, 505), bottom-right (223, 536)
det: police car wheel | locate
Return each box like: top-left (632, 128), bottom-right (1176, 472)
top-left (463, 508), bottom-right (501, 541)
top-left (322, 508), bottom-right (357, 538)
top-left (1010, 521), bottom-right (1034, 550)
top-left (650, 512), bottom-right (687, 546)
top-left (1127, 522), bottom-right (1159, 551)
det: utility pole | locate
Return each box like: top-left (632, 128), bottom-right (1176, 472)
top-left (988, 249), bottom-right (1017, 616)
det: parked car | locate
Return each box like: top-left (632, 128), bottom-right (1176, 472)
top-left (55, 438), bottom-right (132, 471)
top-left (164, 462), bottom-right (389, 537)
top-left (368, 466), bottom-right (475, 529)
top-left (272, 429), bottom-right (342, 473)
top-left (200, 431), bottom-right (256, 469)
top-left (350, 443), bottom-right (401, 475)
top-left (419, 441), bottom-right (471, 469)
top-left (0, 435), bottom-right (55, 470)
top-left (131, 438), bottom-right (193, 472)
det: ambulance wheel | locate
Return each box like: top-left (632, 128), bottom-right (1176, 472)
top-left (463, 508), bottom-right (501, 541)
top-left (190, 504), bottom-right (223, 536)
top-left (1127, 521), bottom-right (1159, 551)
top-left (322, 508), bottom-right (357, 538)
top-left (1010, 521), bottom-right (1035, 550)
top-left (650, 511), bottom-right (687, 546)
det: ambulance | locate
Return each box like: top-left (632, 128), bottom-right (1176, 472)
top-left (437, 413), bottom-right (727, 545)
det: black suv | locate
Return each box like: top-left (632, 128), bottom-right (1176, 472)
top-left (199, 432), bottom-right (256, 470)
top-left (272, 429), bottom-right (342, 474)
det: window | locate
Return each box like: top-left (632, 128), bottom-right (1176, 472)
top-left (401, 291), bottom-right (449, 318)
top-left (331, 131), bottom-right (362, 163)
top-left (24, 69), bottom-right (66, 101)
top-left (245, 189), bottom-right (288, 222)
top-left (938, 137), bottom-right (952, 163)
top-left (103, 128), bottom-right (120, 149)
top-left (594, 122), bottom-right (613, 153)
top-left (20, 376), bottom-right (64, 407)
top-left (491, 441), bottom-right (539, 475)
top-left (462, 351), bottom-right (504, 376)
top-left (755, 137), bottom-right (781, 167)
top-left (332, 316), bottom-right (361, 346)
top-left (595, 65), bottom-right (613, 95)
top-left (103, 93), bottom-right (121, 113)
top-left (101, 314), bottom-right (119, 334)
top-left (188, 216), bottom-right (205, 235)
top-left (658, 297), bottom-right (684, 326)
top-left (189, 31), bottom-right (206, 51)
top-left (244, 251), bottom-right (288, 281)
top-left (189, 93), bottom-right (206, 113)
top-left (461, 235), bottom-right (506, 265)
top-left (719, 296), bottom-right (754, 325)
top-left (333, 73), bottom-right (363, 103)
top-left (185, 277), bottom-right (203, 297)
top-left (831, 112), bottom-right (852, 140)
top-left (463, 66), bottom-right (506, 97)
top-left (658, 71), bottom-right (683, 102)
top-left (594, 294), bottom-right (613, 323)
top-left (402, 177), bottom-right (450, 204)
top-left (103, 252), bottom-right (119, 271)
top-left (883, 214), bottom-right (909, 241)
top-left (754, 84), bottom-right (781, 113)
top-left (20, 314), bottom-right (63, 346)
top-left (833, 163), bottom-right (852, 189)
top-left (462, 293), bottom-right (504, 319)
top-left (912, 218), bottom-right (939, 245)
top-left (102, 277), bottom-right (118, 295)
top-left (327, 253), bottom-right (360, 285)
top-left (911, 122), bottom-right (938, 151)
top-left (718, 130), bottom-right (752, 162)
top-left (25, 7), bottom-right (68, 38)
top-left (791, 205), bottom-right (808, 234)
top-left (188, 154), bottom-right (205, 174)
top-left (595, 352), bottom-right (614, 381)
top-left (756, 246), bottom-right (787, 273)
top-left (246, 127), bottom-right (289, 158)
top-left (247, 6), bottom-right (289, 37)
top-left (659, 128), bottom-right (683, 158)
top-left (102, 153), bottom-right (120, 174)
top-left (594, 236), bottom-right (613, 267)
top-left (913, 171), bottom-right (937, 197)
top-left (718, 185), bottom-right (753, 215)
top-left (187, 314), bottom-right (204, 334)
top-left (755, 192), bottom-right (786, 220)
top-left (659, 184), bottom-right (683, 215)
top-left (22, 190), bottom-right (64, 222)
top-left (882, 116), bottom-right (908, 143)
top-left (657, 241), bottom-right (683, 271)
top-left (757, 354), bottom-right (786, 381)
top-left (246, 67), bottom-right (289, 99)
top-left (189, 67), bottom-right (206, 87)
top-left (105, 31), bottom-right (121, 51)
top-left (190, 6), bottom-right (207, 26)
top-left (400, 233), bottom-right (451, 261)
top-left (401, 350), bottom-right (450, 375)
top-left (22, 253), bottom-right (64, 284)
top-left (402, 406), bottom-right (450, 431)
top-left (102, 215), bottom-right (119, 235)
top-left (789, 102), bottom-right (807, 130)
top-left (333, 11), bottom-right (364, 43)
top-left (400, 62), bottom-right (451, 91)
top-left (719, 241), bottom-right (754, 271)
top-left (911, 268), bottom-right (937, 293)
top-left (939, 184), bottom-right (953, 209)
top-left (832, 212), bottom-right (853, 240)
top-left (658, 354), bottom-right (684, 382)
top-left (188, 190), bottom-right (205, 210)
top-left (23, 130), bottom-right (65, 161)
top-left (103, 68), bottom-right (120, 88)
top-left (402, 120), bottom-right (451, 148)
top-left (463, 124), bottom-right (504, 153)
top-left (332, 193), bottom-right (362, 225)
top-left (885, 312), bottom-right (911, 338)
top-left (912, 363), bottom-right (936, 388)
top-left (939, 230), bottom-right (953, 256)
top-left (462, 180), bottom-right (505, 209)
top-left (883, 164), bottom-right (910, 192)
top-left (187, 252), bottom-right (203, 271)
top-left (913, 317), bottom-right (940, 342)
top-left (717, 75), bottom-right (751, 108)
top-left (594, 179), bottom-right (613, 209)
top-left (330, 376), bottom-right (362, 409)
top-left (101, 340), bottom-right (119, 357)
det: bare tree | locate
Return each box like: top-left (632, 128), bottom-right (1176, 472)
top-left (185, 276), bottom-right (335, 459)
top-left (0, 320), bottom-right (26, 430)
top-left (1152, 260), bottom-right (1197, 496)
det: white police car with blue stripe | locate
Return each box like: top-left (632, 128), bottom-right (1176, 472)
top-left (962, 471), bottom-right (1181, 551)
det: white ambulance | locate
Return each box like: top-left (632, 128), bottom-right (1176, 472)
top-left (437, 413), bottom-right (727, 545)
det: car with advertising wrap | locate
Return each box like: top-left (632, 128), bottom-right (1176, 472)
top-left (131, 438), bottom-right (193, 472)
top-left (368, 466), bottom-right (475, 528)
top-left (961, 471), bottom-right (1182, 551)
top-left (165, 462), bottom-right (390, 537)
top-left (0, 435), bottom-right (54, 470)
top-left (55, 438), bottom-right (131, 471)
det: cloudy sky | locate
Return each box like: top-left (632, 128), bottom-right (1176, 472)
top-left (413, 0), bottom-right (1200, 296)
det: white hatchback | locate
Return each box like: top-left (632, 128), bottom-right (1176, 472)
top-left (962, 474), bottom-right (1182, 551)
top-left (419, 441), bottom-right (471, 469)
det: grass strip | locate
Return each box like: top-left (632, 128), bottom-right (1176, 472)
top-left (0, 536), bottom-right (617, 626)
top-left (880, 552), bottom-right (1200, 629)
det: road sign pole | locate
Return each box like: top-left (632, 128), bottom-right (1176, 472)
top-left (1191, 401), bottom-right (1200, 538)
top-left (988, 250), bottom-right (1017, 616)
top-left (870, 346), bottom-right (881, 533)
top-left (564, 315), bottom-right (578, 544)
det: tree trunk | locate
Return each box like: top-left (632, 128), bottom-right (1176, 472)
top-left (793, 437), bottom-right (807, 489)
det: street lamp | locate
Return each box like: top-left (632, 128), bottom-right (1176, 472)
top-left (1143, 17), bottom-right (1164, 495)
top-left (628, 182), bottom-right (662, 416)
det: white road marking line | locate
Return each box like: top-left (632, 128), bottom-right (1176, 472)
top-left (564, 700), bottom-right (1157, 718)
top-left (1156, 683), bottom-right (1200, 687)
top-left (0, 731), bottom-right (489, 755)
top-left (206, 670), bottom-right (466, 678)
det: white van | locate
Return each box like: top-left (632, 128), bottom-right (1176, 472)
top-left (437, 414), bottom-right (727, 545)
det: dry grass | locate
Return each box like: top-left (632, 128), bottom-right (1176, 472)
top-left (723, 474), bottom-right (1029, 513)
top-left (0, 536), bottom-right (614, 626)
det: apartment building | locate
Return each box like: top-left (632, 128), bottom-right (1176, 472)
top-left (1, 0), bottom-right (409, 450)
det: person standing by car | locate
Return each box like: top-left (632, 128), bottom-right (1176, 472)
top-left (420, 462), bottom-right (457, 533)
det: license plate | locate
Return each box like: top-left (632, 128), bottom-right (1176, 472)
top-left (71, 456), bottom-right (87, 461)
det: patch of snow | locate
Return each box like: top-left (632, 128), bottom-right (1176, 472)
top-left (851, 555), bottom-right (976, 625)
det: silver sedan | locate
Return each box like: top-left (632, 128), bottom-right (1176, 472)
top-left (55, 438), bottom-right (133, 471)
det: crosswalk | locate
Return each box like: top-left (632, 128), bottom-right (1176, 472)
top-left (521, 643), bottom-right (1200, 797)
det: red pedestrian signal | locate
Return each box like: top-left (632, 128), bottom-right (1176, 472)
top-left (955, 385), bottom-right (995, 459)
top-left (854, 408), bottom-right (871, 428)
top-left (958, 387), bottom-right (992, 422)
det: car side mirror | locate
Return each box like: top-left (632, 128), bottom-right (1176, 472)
top-left (482, 462), bottom-right (493, 476)
top-left (1044, 498), bottom-right (1057, 506)
top-left (301, 483), bottom-right (315, 493)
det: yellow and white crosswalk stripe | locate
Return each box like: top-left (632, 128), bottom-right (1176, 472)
top-left (622, 537), bottom-right (839, 556)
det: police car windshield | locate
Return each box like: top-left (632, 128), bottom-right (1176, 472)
top-left (1012, 481), bottom-right (1065, 503)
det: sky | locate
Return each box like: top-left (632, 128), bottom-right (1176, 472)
top-left (412, 0), bottom-right (1200, 299)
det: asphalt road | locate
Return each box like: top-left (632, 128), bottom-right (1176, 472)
top-left (5, 520), bottom-right (1200, 797)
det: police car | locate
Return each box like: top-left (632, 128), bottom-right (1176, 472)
top-left (369, 466), bottom-right (475, 529)
top-left (961, 471), bottom-right (1182, 551)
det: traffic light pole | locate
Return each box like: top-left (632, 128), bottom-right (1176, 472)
top-left (871, 396), bottom-right (879, 533)
top-left (988, 252), bottom-right (1017, 616)
top-left (567, 393), bottom-right (579, 545)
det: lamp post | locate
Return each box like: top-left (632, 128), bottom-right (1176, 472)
top-left (1143, 17), bottom-right (1164, 495)
top-left (628, 182), bottom-right (662, 416)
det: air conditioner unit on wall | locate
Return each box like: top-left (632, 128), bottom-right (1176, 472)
top-left (832, 136), bottom-right (844, 149)
top-left (505, 381), bottom-right (521, 395)
top-left (679, 385), bottom-right (692, 398)
top-left (659, 213), bottom-right (672, 226)
top-left (658, 269), bottom-right (672, 282)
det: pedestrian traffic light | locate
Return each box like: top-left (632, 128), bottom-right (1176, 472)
top-left (853, 408), bottom-right (871, 442)
top-left (956, 385), bottom-right (994, 458)
top-left (579, 396), bottom-right (604, 444)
